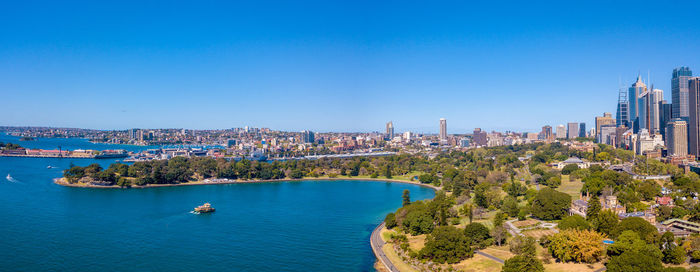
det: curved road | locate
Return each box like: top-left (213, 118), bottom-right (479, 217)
top-left (370, 223), bottom-right (400, 272)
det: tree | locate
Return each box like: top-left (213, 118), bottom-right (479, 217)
top-left (384, 165), bottom-right (392, 179)
top-left (492, 226), bottom-right (508, 246)
top-left (606, 251), bottom-right (664, 272)
top-left (561, 164), bottom-right (579, 175)
top-left (402, 189), bottom-right (411, 207)
top-left (502, 254), bottom-right (544, 272)
top-left (531, 188), bottom-right (571, 220)
top-left (502, 196), bottom-right (519, 218)
top-left (613, 217), bottom-right (658, 241)
top-left (559, 215), bottom-right (591, 230)
top-left (594, 210), bottom-right (619, 236)
top-left (461, 203), bottom-right (474, 223)
top-left (662, 245), bottom-right (686, 265)
top-left (586, 194), bottom-right (601, 220)
top-left (384, 213), bottom-right (397, 229)
top-left (547, 229), bottom-right (606, 263)
top-left (509, 236), bottom-right (537, 256)
top-left (419, 226), bottom-right (473, 264)
top-left (464, 223), bottom-right (491, 249)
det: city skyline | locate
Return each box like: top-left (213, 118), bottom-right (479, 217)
top-left (2, 2), bottom-right (700, 132)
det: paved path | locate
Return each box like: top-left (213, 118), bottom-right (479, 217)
top-left (475, 250), bottom-right (504, 264)
top-left (370, 223), bottom-right (400, 272)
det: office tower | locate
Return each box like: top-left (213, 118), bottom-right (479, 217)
top-left (403, 131), bottom-right (411, 143)
top-left (659, 100), bottom-right (673, 139)
top-left (599, 125), bottom-right (617, 145)
top-left (556, 125), bottom-right (566, 139)
top-left (473, 128), bottom-right (487, 146)
top-left (129, 128), bottom-right (138, 140)
top-left (301, 130), bottom-right (315, 143)
top-left (689, 78), bottom-right (700, 156)
top-left (672, 67), bottom-right (693, 119)
top-left (629, 75), bottom-right (647, 132)
top-left (616, 87), bottom-right (629, 127)
top-left (666, 119), bottom-right (688, 157)
top-left (649, 89), bottom-right (663, 134)
top-left (459, 138), bottom-right (470, 147)
top-left (567, 122), bottom-right (579, 139)
top-left (439, 118), bottom-right (447, 141)
top-left (385, 121), bottom-right (394, 140)
top-left (637, 90), bottom-right (649, 131)
top-left (579, 123), bottom-right (586, 137)
top-left (595, 112), bottom-right (615, 141)
top-left (540, 125), bottom-right (553, 142)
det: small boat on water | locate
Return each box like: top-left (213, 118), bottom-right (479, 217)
top-left (6, 174), bottom-right (12, 181)
top-left (47, 166), bottom-right (55, 169)
top-left (193, 203), bottom-right (215, 214)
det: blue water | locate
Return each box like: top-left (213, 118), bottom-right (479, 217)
top-left (0, 134), bottom-right (434, 271)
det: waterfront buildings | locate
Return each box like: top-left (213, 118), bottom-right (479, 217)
top-left (666, 118), bottom-right (688, 157)
top-left (439, 118), bottom-right (447, 142)
top-left (567, 122), bottom-right (579, 139)
top-left (689, 77), bottom-right (700, 156)
top-left (672, 67), bottom-right (693, 120)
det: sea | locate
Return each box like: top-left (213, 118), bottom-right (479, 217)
top-left (0, 133), bottom-right (434, 271)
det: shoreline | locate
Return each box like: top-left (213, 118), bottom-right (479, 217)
top-left (54, 177), bottom-right (441, 191)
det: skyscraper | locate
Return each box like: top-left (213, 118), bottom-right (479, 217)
top-left (659, 100), bottom-right (673, 140)
top-left (689, 77), bottom-right (700, 156)
top-left (666, 118), bottom-right (688, 157)
top-left (616, 87), bottom-right (629, 127)
top-left (579, 123), bottom-right (586, 138)
top-left (595, 112), bottom-right (615, 141)
top-left (649, 88), bottom-right (663, 134)
top-left (301, 130), bottom-right (315, 143)
top-left (540, 125), bottom-right (553, 142)
top-left (672, 67), bottom-right (693, 120)
top-left (567, 122), bottom-right (579, 139)
top-left (556, 125), bottom-right (566, 139)
top-left (628, 75), bottom-right (647, 132)
top-left (439, 118), bottom-right (447, 141)
top-left (385, 121), bottom-right (394, 140)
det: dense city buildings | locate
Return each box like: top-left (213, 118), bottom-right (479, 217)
top-left (672, 67), bottom-right (693, 120)
top-left (666, 118), bottom-right (688, 157)
top-left (556, 124), bottom-right (566, 139)
top-left (539, 125), bottom-right (553, 142)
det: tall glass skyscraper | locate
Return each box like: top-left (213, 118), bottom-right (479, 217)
top-left (672, 67), bottom-right (693, 120)
top-left (616, 87), bottom-right (629, 127)
top-left (628, 75), bottom-right (647, 132)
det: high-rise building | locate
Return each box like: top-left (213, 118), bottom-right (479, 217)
top-left (649, 89), bottom-right (664, 134)
top-left (556, 125), bottom-right (566, 139)
top-left (666, 118), bottom-right (688, 157)
top-left (301, 130), bottom-right (315, 143)
top-left (129, 128), bottom-right (138, 140)
top-left (616, 87), bottom-right (629, 127)
top-left (403, 131), bottom-right (412, 143)
top-left (595, 112), bottom-right (615, 141)
top-left (439, 118), bottom-right (447, 141)
top-left (579, 123), bottom-right (586, 138)
top-left (473, 128), bottom-right (487, 146)
top-left (540, 125), bottom-right (553, 142)
top-left (385, 121), bottom-right (394, 140)
top-left (659, 100), bottom-right (673, 140)
top-left (567, 122), bottom-right (579, 139)
top-left (629, 75), bottom-right (648, 132)
top-left (688, 77), bottom-right (700, 156)
top-left (672, 67), bottom-right (693, 120)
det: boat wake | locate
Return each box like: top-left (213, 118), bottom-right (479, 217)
top-left (6, 174), bottom-right (19, 183)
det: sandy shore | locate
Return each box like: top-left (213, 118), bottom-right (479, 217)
top-left (54, 177), bottom-right (441, 191)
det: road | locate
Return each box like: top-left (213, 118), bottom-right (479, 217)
top-left (370, 223), bottom-right (400, 272)
top-left (475, 250), bottom-right (504, 264)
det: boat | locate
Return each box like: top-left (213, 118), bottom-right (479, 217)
top-left (193, 203), bottom-right (215, 214)
top-left (6, 174), bottom-right (12, 181)
top-left (47, 166), bottom-right (55, 169)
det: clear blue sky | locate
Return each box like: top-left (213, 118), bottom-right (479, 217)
top-left (1, 1), bottom-right (699, 133)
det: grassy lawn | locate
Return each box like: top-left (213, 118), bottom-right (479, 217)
top-left (557, 175), bottom-right (584, 198)
top-left (382, 243), bottom-right (418, 272)
top-left (453, 254), bottom-right (503, 272)
top-left (543, 262), bottom-right (605, 272)
top-left (407, 234), bottom-right (426, 251)
top-left (380, 227), bottom-right (396, 242)
top-left (480, 245), bottom-right (514, 260)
